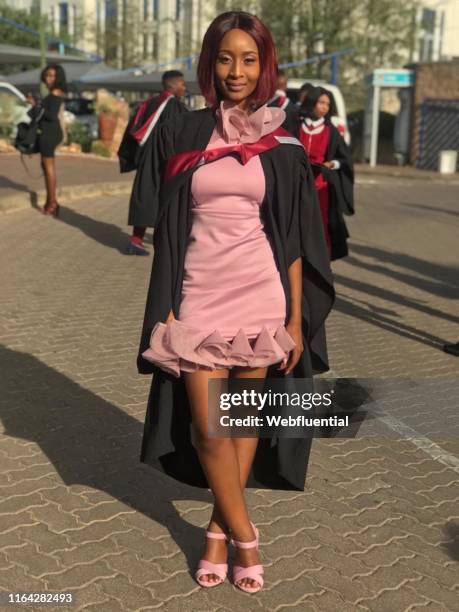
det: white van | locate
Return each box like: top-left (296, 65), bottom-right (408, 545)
top-left (0, 82), bottom-right (30, 138)
top-left (286, 78), bottom-right (351, 145)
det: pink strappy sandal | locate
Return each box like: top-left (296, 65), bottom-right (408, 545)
top-left (232, 522), bottom-right (264, 594)
top-left (195, 530), bottom-right (229, 588)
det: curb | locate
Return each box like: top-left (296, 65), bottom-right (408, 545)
top-left (354, 165), bottom-right (459, 183)
top-left (0, 181), bottom-right (132, 214)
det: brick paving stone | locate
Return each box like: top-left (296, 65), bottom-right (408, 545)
top-left (105, 552), bottom-right (165, 586)
top-left (27, 503), bottom-right (82, 533)
top-left (355, 581), bottom-right (427, 611)
top-left (69, 582), bottom-right (110, 610)
top-left (111, 530), bottom-right (169, 565)
top-left (4, 541), bottom-right (63, 578)
top-left (309, 566), bottom-right (374, 604)
top-left (410, 576), bottom-right (459, 610)
top-left (259, 573), bottom-right (325, 606)
top-left (97, 574), bottom-right (158, 610)
top-left (1, 179), bottom-right (458, 610)
top-left (77, 597), bottom-right (125, 611)
top-left (0, 510), bottom-right (40, 535)
top-left (51, 541), bottom-right (125, 569)
top-left (20, 523), bottom-right (74, 555)
top-left (39, 486), bottom-right (95, 513)
top-left (0, 563), bottom-right (47, 591)
top-left (40, 560), bottom-right (118, 591)
top-left (0, 491), bottom-right (48, 515)
top-left (62, 517), bottom-right (133, 546)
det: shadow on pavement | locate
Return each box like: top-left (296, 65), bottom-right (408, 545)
top-left (335, 273), bottom-right (459, 326)
top-left (56, 206), bottom-right (132, 254)
top-left (335, 295), bottom-right (448, 349)
top-left (0, 175), bottom-right (39, 208)
top-left (401, 202), bottom-right (459, 218)
top-left (0, 344), bottom-right (212, 574)
top-left (442, 522), bottom-right (459, 561)
top-left (348, 244), bottom-right (459, 298)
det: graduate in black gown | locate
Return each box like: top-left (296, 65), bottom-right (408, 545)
top-left (118, 70), bottom-right (188, 255)
top-left (267, 68), bottom-right (293, 111)
top-left (285, 86), bottom-right (354, 260)
top-left (137, 12), bottom-right (335, 593)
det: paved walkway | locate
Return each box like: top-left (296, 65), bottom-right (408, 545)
top-left (0, 174), bottom-right (458, 611)
top-left (0, 153), bottom-right (131, 212)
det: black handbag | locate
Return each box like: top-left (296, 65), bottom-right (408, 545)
top-left (14, 104), bottom-right (45, 154)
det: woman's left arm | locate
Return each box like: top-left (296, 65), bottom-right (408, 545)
top-left (281, 257), bottom-right (304, 375)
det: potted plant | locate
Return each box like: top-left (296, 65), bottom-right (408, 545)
top-left (96, 101), bottom-right (119, 144)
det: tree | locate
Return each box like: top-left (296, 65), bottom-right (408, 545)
top-left (0, 1), bottom-right (44, 48)
top-left (215, 0), bottom-right (418, 110)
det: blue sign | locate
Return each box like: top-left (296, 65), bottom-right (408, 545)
top-left (372, 69), bottom-right (413, 87)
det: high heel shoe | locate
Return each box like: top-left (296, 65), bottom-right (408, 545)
top-left (232, 522), bottom-right (264, 594)
top-left (42, 202), bottom-right (60, 218)
top-left (195, 530), bottom-right (229, 588)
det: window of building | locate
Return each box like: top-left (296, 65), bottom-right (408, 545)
top-left (72, 5), bottom-right (77, 40)
top-left (105, 0), bottom-right (118, 61)
top-left (59, 2), bottom-right (68, 33)
top-left (48, 7), bottom-right (55, 35)
top-left (418, 8), bottom-right (436, 62)
top-left (175, 30), bottom-right (180, 56)
top-left (144, 0), bottom-right (148, 20)
top-left (153, 32), bottom-right (158, 59)
top-left (421, 8), bottom-right (435, 35)
top-left (105, 0), bottom-right (117, 23)
top-left (153, 0), bottom-right (159, 20)
top-left (176, 0), bottom-right (180, 20)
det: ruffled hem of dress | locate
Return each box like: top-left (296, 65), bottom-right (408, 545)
top-left (141, 320), bottom-right (296, 378)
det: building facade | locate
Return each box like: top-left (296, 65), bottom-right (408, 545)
top-left (414, 0), bottom-right (459, 62)
top-left (4, 0), bottom-right (217, 68)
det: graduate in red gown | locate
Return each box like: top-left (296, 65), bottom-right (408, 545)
top-left (287, 86), bottom-right (354, 260)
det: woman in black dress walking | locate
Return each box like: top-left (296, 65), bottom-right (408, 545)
top-left (37, 64), bottom-right (66, 217)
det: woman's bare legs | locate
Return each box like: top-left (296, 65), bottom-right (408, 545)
top-left (184, 365), bottom-right (267, 588)
top-left (41, 156), bottom-right (58, 206)
top-left (228, 365), bottom-right (267, 589)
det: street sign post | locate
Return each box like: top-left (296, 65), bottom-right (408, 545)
top-left (363, 69), bottom-right (414, 166)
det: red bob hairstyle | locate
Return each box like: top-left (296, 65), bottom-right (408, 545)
top-left (197, 11), bottom-right (278, 110)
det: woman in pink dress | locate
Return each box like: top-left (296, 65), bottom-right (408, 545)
top-left (136, 12), bottom-right (334, 593)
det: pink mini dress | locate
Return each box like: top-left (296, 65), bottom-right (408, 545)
top-left (143, 101), bottom-right (296, 377)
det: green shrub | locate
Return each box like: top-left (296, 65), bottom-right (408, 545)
top-left (0, 124), bottom-right (14, 141)
top-left (91, 140), bottom-right (112, 158)
top-left (68, 121), bottom-right (92, 152)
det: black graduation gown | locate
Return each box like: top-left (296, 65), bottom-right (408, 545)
top-left (121, 97), bottom-right (188, 228)
top-left (137, 107), bottom-right (335, 491)
top-left (286, 115), bottom-right (355, 261)
top-left (268, 93), bottom-right (294, 113)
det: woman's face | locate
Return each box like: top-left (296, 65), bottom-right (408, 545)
top-left (314, 94), bottom-right (330, 118)
top-left (44, 68), bottom-right (57, 89)
top-left (215, 28), bottom-right (260, 109)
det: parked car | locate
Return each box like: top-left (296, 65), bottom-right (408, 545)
top-left (286, 78), bottom-right (351, 145)
top-left (64, 97), bottom-right (98, 140)
top-left (0, 82), bottom-right (30, 139)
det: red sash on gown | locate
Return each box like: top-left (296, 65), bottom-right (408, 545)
top-left (130, 90), bottom-right (174, 146)
top-left (164, 127), bottom-right (299, 182)
top-left (299, 125), bottom-right (332, 251)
